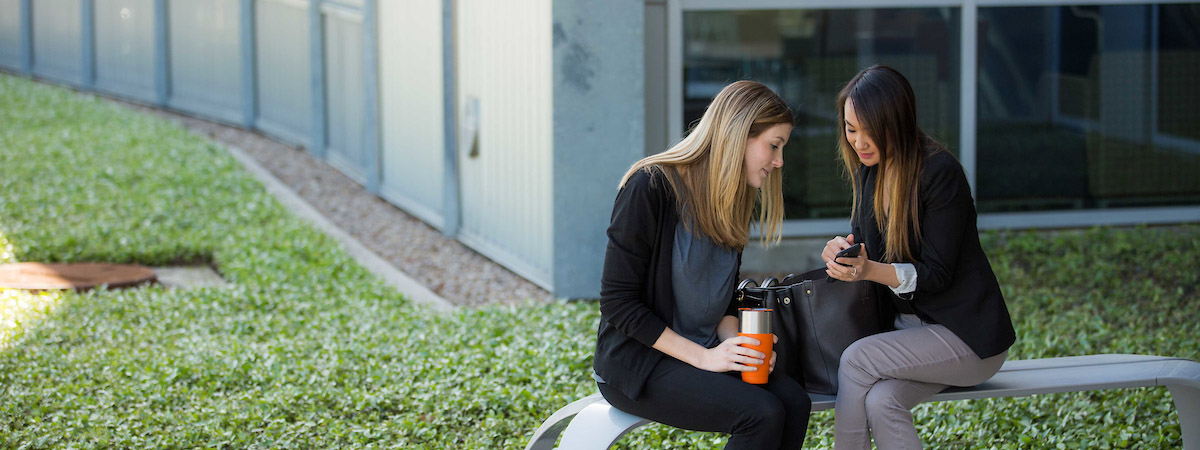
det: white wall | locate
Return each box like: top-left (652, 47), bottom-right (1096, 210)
top-left (0, 0), bottom-right (19, 70)
top-left (456, 0), bottom-right (553, 289)
top-left (378, 0), bottom-right (445, 227)
top-left (32, 0), bottom-right (82, 84)
top-left (255, 0), bottom-right (311, 147)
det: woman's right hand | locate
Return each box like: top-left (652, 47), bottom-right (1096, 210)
top-left (822, 234), bottom-right (856, 266)
top-left (696, 336), bottom-right (766, 373)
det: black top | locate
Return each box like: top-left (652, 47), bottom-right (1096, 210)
top-left (853, 149), bottom-right (1016, 359)
top-left (594, 167), bottom-right (741, 400)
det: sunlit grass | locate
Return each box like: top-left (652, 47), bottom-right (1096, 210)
top-left (0, 230), bottom-right (65, 350)
top-left (0, 230), bottom-right (13, 263)
top-left (0, 288), bottom-right (64, 351)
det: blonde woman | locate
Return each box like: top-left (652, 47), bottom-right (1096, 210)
top-left (593, 80), bottom-right (811, 449)
top-left (823, 65), bottom-right (1015, 449)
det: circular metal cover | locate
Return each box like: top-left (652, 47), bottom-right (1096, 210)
top-left (0, 262), bottom-right (157, 291)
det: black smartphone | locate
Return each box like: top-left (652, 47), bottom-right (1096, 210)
top-left (833, 243), bottom-right (863, 267)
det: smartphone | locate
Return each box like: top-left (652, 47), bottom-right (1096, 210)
top-left (833, 243), bottom-right (863, 267)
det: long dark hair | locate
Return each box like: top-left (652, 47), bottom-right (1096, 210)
top-left (836, 65), bottom-right (947, 262)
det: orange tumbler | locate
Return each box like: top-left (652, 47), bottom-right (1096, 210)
top-left (738, 308), bottom-right (773, 384)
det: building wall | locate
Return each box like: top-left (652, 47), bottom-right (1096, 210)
top-left (378, 0), bottom-right (445, 228)
top-left (0, 0), bottom-right (19, 70)
top-left (455, 0), bottom-right (554, 289)
top-left (255, 0), bottom-right (312, 146)
top-left (166, 0), bottom-right (243, 123)
top-left (93, 0), bottom-right (156, 103)
top-left (31, 0), bottom-right (82, 85)
top-left (4, 0), bottom-right (1195, 299)
top-left (552, 0), bottom-right (646, 298)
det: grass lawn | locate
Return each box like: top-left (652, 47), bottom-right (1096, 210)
top-left (2, 72), bottom-right (1198, 449)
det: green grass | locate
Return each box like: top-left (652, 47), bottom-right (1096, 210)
top-left (1, 72), bottom-right (1198, 449)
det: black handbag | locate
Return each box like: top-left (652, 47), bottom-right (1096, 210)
top-left (736, 268), bottom-right (884, 395)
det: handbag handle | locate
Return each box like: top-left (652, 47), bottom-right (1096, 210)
top-left (735, 274), bottom-right (804, 308)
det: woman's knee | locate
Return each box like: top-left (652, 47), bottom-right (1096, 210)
top-left (736, 393), bottom-right (787, 432)
top-left (863, 382), bottom-right (918, 431)
top-left (840, 335), bottom-right (883, 376)
top-left (781, 386), bottom-right (812, 416)
top-left (864, 386), bottom-right (906, 416)
top-left (792, 393), bottom-right (812, 416)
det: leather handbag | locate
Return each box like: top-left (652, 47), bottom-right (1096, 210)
top-left (736, 268), bottom-right (885, 395)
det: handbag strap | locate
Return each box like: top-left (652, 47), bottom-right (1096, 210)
top-left (735, 273), bottom-right (811, 309)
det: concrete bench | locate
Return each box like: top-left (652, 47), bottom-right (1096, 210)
top-left (524, 354), bottom-right (1200, 450)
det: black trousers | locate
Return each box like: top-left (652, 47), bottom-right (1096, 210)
top-left (598, 357), bottom-right (812, 450)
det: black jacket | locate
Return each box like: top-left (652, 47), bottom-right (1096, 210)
top-left (853, 149), bottom-right (1016, 359)
top-left (593, 167), bottom-right (741, 400)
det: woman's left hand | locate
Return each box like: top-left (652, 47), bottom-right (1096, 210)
top-left (825, 246), bottom-right (870, 282)
top-left (769, 334), bottom-right (778, 373)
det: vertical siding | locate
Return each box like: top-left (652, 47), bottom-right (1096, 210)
top-left (456, 0), bottom-right (553, 289)
top-left (377, 0), bottom-right (444, 227)
top-left (31, 0), bottom-right (82, 84)
top-left (167, 0), bottom-right (242, 123)
top-left (322, 5), bottom-right (366, 183)
top-left (93, 0), bottom-right (155, 102)
top-left (0, 0), bottom-right (19, 70)
top-left (255, 0), bottom-right (311, 147)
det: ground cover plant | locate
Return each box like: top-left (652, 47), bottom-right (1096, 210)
top-left (1, 72), bottom-right (1197, 449)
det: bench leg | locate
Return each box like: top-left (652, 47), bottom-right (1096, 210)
top-left (525, 394), bottom-right (605, 450)
top-left (556, 401), bottom-right (652, 450)
top-left (1170, 385), bottom-right (1200, 450)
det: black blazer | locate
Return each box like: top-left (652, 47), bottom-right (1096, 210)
top-left (594, 167), bottom-right (741, 400)
top-left (853, 149), bottom-right (1015, 359)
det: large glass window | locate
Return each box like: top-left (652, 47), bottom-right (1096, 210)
top-left (976, 4), bottom-right (1200, 213)
top-left (683, 8), bottom-right (960, 219)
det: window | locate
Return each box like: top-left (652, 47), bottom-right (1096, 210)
top-left (975, 4), bottom-right (1200, 212)
top-left (683, 8), bottom-right (961, 219)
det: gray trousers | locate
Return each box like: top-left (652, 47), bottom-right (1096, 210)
top-left (834, 315), bottom-right (1007, 450)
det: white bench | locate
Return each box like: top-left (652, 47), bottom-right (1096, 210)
top-left (525, 354), bottom-right (1200, 450)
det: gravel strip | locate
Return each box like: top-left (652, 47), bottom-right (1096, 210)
top-left (117, 101), bottom-right (552, 307)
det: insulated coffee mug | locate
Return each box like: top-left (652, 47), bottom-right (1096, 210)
top-left (738, 308), bottom-right (773, 384)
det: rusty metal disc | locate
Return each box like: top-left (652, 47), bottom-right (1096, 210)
top-left (0, 262), bottom-right (157, 291)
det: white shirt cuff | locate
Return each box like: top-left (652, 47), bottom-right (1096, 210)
top-left (890, 263), bottom-right (917, 296)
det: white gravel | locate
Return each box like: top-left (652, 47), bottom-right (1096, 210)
top-left (119, 101), bottom-right (552, 307)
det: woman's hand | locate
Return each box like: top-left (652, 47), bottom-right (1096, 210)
top-left (824, 234), bottom-right (869, 282)
top-left (769, 334), bottom-right (778, 373)
top-left (821, 234), bottom-right (855, 265)
top-left (696, 336), bottom-right (767, 373)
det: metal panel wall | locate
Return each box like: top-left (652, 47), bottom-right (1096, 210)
top-left (322, 3), bottom-right (366, 184)
top-left (31, 0), bottom-right (82, 84)
top-left (255, 0), bottom-right (311, 146)
top-left (0, 0), bottom-right (20, 70)
top-left (167, 0), bottom-right (242, 123)
top-left (456, 0), bottom-right (553, 288)
top-left (377, 0), bottom-right (444, 227)
top-left (93, 0), bottom-right (155, 102)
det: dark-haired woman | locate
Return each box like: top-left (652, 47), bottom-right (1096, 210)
top-left (822, 65), bottom-right (1016, 449)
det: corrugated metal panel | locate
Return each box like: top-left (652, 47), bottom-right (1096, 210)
top-left (456, 0), bottom-right (553, 289)
top-left (255, 0), bottom-right (311, 147)
top-left (93, 0), bottom-right (155, 103)
top-left (32, 0), bottom-right (82, 84)
top-left (0, 0), bottom-right (20, 70)
top-left (322, 4), bottom-right (366, 184)
top-left (167, 0), bottom-right (242, 123)
top-left (377, 0), bottom-right (444, 227)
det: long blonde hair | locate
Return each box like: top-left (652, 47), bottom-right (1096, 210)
top-left (836, 65), bottom-right (948, 262)
top-left (619, 80), bottom-right (793, 249)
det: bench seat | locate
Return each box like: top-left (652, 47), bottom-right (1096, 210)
top-left (525, 354), bottom-right (1200, 450)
